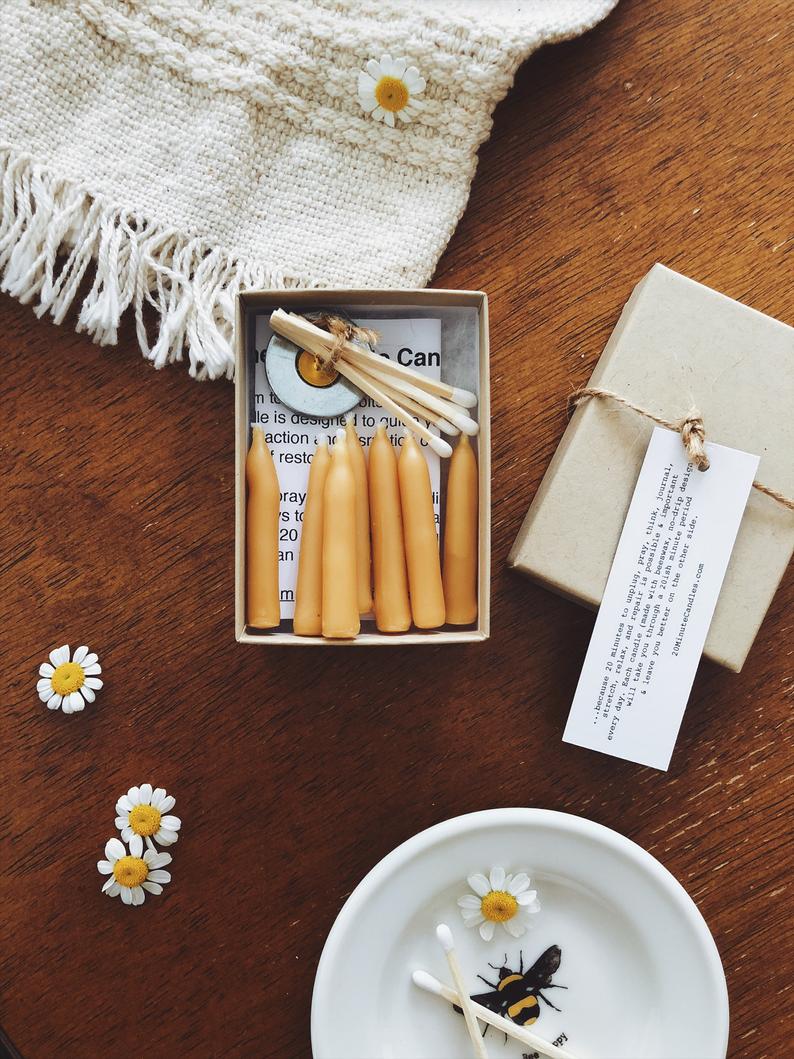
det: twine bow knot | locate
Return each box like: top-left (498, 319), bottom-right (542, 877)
top-left (568, 387), bottom-right (710, 470)
top-left (567, 385), bottom-right (793, 509)
top-left (677, 410), bottom-right (709, 471)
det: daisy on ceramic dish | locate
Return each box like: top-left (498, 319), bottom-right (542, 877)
top-left (458, 866), bottom-right (541, 940)
top-left (358, 55), bottom-right (425, 127)
top-left (37, 644), bottom-right (102, 713)
top-left (115, 783), bottom-right (181, 849)
top-left (97, 834), bottom-right (172, 906)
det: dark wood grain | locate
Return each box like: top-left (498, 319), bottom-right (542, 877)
top-left (1, 1), bottom-right (791, 1056)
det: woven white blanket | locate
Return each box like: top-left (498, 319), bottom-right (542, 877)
top-left (0, 0), bottom-right (616, 379)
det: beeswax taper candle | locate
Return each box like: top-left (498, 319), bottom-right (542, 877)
top-left (368, 425), bottom-right (411, 633)
top-left (398, 433), bottom-right (446, 629)
top-left (246, 426), bottom-right (280, 628)
top-left (293, 441), bottom-right (330, 636)
top-left (442, 434), bottom-right (478, 624)
top-left (322, 431), bottom-right (360, 639)
top-left (345, 418), bottom-right (373, 614)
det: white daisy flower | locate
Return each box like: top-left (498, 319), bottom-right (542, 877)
top-left (358, 54), bottom-right (425, 127)
top-left (97, 834), bottom-right (172, 906)
top-left (36, 644), bottom-right (103, 714)
top-left (457, 866), bottom-right (541, 941)
top-left (115, 783), bottom-right (181, 848)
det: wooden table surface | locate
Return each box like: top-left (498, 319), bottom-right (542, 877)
top-left (2, 1), bottom-right (791, 1056)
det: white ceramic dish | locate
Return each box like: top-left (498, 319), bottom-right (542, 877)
top-left (312, 808), bottom-right (728, 1059)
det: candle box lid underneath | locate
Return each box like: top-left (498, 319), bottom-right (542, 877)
top-left (508, 264), bottom-right (794, 672)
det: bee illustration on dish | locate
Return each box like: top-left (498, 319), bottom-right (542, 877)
top-left (458, 945), bottom-right (567, 1033)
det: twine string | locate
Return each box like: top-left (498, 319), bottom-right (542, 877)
top-left (313, 315), bottom-right (380, 374)
top-left (568, 386), bottom-right (794, 511)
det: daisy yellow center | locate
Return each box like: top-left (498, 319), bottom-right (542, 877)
top-left (481, 890), bottom-right (518, 922)
top-left (128, 803), bottom-right (162, 837)
top-left (375, 76), bottom-right (409, 113)
top-left (50, 662), bottom-right (85, 696)
top-left (113, 855), bottom-right (148, 888)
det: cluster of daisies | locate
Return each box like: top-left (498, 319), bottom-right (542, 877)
top-left (98, 784), bottom-right (182, 906)
top-left (458, 865), bottom-right (541, 941)
top-left (37, 646), bottom-right (182, 907)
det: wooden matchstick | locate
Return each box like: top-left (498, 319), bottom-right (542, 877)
top-left (269, 309), bottom-right (478, 408)
top-left (267, 310), bottom-right (451, 453)
top-left (435, 925), bottom-right (489, 1059)
top-left (412, 969), bottom-right (579, 1059)
top-left (366, 376), bottom-right (459, 436)
top-left (340, 340), bottom-right (478, 409)
top-left (268, 309), bottom-right (354, 369)
top-left (356, 365), bottom-right (479, 436)
top-left (335, 359), bottom-right (452, 457)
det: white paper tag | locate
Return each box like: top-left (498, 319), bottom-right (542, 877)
top-left (253, 316), bottom-right (442, 618)
top-left (563, 427), bottom-right (759, 770)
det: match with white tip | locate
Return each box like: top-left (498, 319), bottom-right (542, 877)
top-left (451, 386), bottom-right (478, 409)
top-left (435, 922), bottom-right (489, 1058)
top-left (412, 967), bottom-right (579, 1059)
top-left (268, 308), bottom-right (479, 456)
top-left (412, 969), bottom-right (444, 995)
top-left (435, 923), bottom-right (455, 952)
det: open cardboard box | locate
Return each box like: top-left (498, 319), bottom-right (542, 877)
top-left (235, 289), bottom-right (491, 645)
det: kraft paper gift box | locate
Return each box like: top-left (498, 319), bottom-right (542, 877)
top-left (508, 264), bottom-right (794, 672)
top-left (235, 289), bottom-right (491, 646)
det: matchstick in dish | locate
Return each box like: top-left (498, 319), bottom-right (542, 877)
top-left (413, 968), bottom-right (579, 1059)
top-left (435, 924), bottom-right (489, 1059)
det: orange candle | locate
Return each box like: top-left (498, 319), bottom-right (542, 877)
top-left (443, 434), bottom-right (478, 624)
top-left (368, 426), bottom-right (411, 633)
top-left (293, 441), bottom-right (330, 636)
top-left (246, 426), bottom-right (280, 628)
top-left (398, 433), bottom-right (445, 629)
top-left (345, 419), bottom-right (373, 614)
top-left (322, 432), bottom-right (360, 639)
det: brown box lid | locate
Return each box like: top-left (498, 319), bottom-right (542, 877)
top-left (508, 264), bottom-right (794, 671)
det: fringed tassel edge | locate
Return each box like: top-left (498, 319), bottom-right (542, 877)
top-left (0, 143), bottom-right (308, 380)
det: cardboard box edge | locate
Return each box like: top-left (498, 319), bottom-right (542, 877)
top-left (236, 288), bottom-right (491, 645)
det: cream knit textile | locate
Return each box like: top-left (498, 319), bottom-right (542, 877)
top-left (0, 0), bottom-right (617, 379)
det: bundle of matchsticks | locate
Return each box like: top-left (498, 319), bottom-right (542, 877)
top-left (416, 923), bottom-right (579, 1059)
top-left (268, 309), bottom-right (478, 458)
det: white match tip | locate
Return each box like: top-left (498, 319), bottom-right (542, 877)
top-left (335, 427), bottom-right (346, 441)
top-left (412, 969), bottom-right (444, 995)
top-left (436, 923), bottom-right (454, 952)
top-left (448, 412), bottom-right (479, 437)
top-left (452, 387), bottom-right (477, 409)
top-left (438, 419), bottom-right (459, 436)
top-left (430, 436), bottom-right (454, 458)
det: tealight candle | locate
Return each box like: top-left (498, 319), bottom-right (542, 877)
top-left (345, 419), bottom-right (373, 614)
top-left (398, 433), bottom-right (445, 629)
top-left (442, 434), bottom-right (478, 624)
top-left (246, 426), bottom-right (280, 628)
top-left (322, 432), bottom-right (360, 639)
top-left (368, 425), bottom-right (411, 633)
top-left (293, 442), bottom-right (330, 636)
